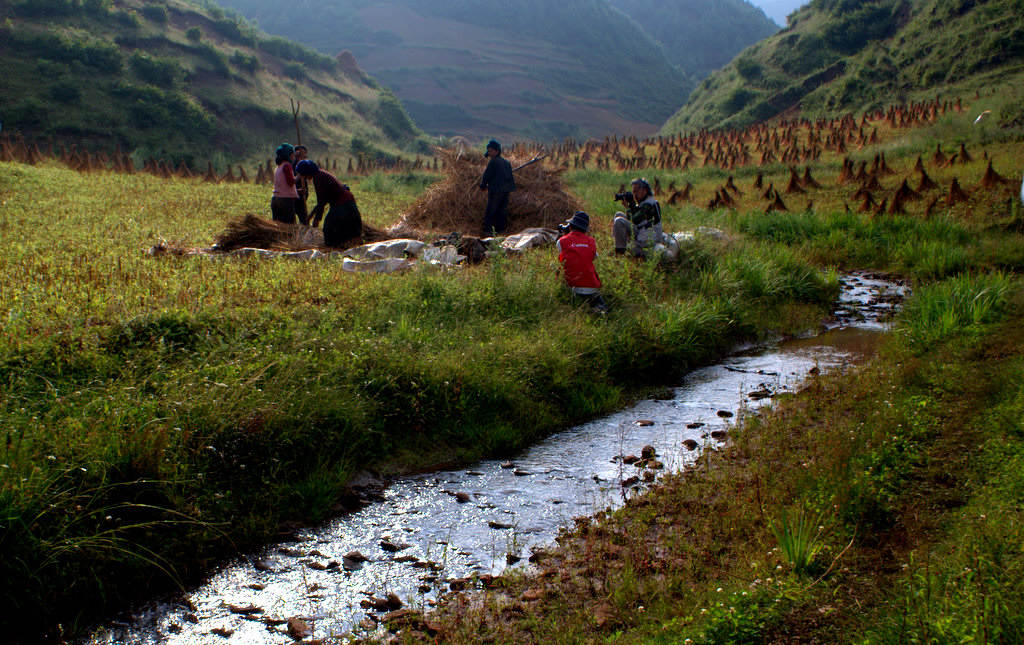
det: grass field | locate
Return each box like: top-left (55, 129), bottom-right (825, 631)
top-left (1, 96), bottom-right (1023, 641)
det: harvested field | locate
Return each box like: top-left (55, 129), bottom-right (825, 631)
top-left (395, 148), bottom-right (582, 236)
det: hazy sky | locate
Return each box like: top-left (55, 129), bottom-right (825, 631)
top-left (751, 0), bottom-right (806, 25)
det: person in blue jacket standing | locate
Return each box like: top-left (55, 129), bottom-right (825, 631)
top-left (479, 139), bottom-right (515, 236)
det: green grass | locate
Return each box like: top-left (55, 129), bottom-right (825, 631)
top-left (0, 160), bottom-right (836, 639)
top-left (898, 272), bottom-right (1013, 348)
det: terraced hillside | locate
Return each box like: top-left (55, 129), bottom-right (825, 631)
top-left (219, 0), bottom-right (692, 141)
top-left (0, 0), bottom-right (426, 168)
top-left (663, 0), bottom-right (1024, 133)
top-left (608, 0), bottom-right (780, 80)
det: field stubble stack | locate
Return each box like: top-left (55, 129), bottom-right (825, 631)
top-left (393, 147), bottom-right (583, 237)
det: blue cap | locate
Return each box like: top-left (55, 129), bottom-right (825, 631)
top-left (295, 159), bottom-right (319, 176)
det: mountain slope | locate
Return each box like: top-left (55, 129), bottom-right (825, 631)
top-left (607, 0), bottom-right (779, 80)
top-left (0, 0), bottom-right (425, 167)
top-left (662, 0), bottom-right (1024, 133)
top-left (217, 0), bottom-right (693, 141)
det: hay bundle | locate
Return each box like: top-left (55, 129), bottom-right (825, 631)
top-left (213, 214), bottom-right (389, 252)
top-left (397, 148), bottom-right (582, 235)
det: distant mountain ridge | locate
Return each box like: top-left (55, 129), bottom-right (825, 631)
top-left (607, 0), bottom-right (779, 80)
top-left (0, 0), bottom-right (426, 167)
top-left (218, 0), bottom-right (700, 141)
top-left (662, 0), bottom-right (1024, 134)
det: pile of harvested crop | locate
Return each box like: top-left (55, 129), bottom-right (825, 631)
top-left (395, 147), bottom-right (582, 235)
top-left (212, 214), bottom-right (389, 252)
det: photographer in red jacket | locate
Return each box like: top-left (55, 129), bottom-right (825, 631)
top-left (557, 211), bottom-right (609, 314)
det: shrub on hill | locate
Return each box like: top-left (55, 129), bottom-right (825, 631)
top-left (4, 27), bottom-right (124, 73)
top-left (140, 4), bottom-right (168, 24)
top-left (129, 52), bottom-right (184, 88)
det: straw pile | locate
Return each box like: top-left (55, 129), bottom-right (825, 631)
top-left (212, 214), bottom-right (389, 252)
top-left (395, 147), bottom-right (582, 235)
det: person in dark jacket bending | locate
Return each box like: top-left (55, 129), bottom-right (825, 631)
top-left (479, 139), bottom-right (515, 235)
top-left (295, 160), bottom-right (362, 247)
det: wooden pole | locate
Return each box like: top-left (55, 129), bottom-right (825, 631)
top-left (290, 99), bottom-right (302, 146)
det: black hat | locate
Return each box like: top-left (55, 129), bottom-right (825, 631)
top-left (631, 177), bottom-right (652, 194)
top-left (567, 211), bottom-right (590, 232)
top-left (485, 139), bottom-right (501, 155)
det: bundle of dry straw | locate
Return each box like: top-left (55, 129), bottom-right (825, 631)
top-left (396, 147), bottom-right (582, 235)
top-left (213, 214), bottom-right (389, 252)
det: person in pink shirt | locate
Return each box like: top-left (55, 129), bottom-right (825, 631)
top-left (271, 143), bottom-right (299, 225)
top-left (557, 211), bottom-right (609, 314)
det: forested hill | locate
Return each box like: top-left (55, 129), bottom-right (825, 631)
top-left (0, 0), bottom-right (426, 168)
top-left (607, 0), bottom-right (779, 80)
top-left (217, 0), bottom-right (692, 141)
top-left (662, 0), bottom-right (1024, 134)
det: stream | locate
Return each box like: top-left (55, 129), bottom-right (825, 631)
top-left (86, 272), bottom-right (905, 644)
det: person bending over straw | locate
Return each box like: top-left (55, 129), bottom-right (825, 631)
top-left (295, 160), bottom-right (362, 247)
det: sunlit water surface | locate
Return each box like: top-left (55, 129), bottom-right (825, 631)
top-left (87, 273), bottom-right (904, 644)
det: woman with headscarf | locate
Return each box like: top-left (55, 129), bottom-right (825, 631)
top-left (271, 143), bottom-right (298, 225)
top-left (295, 160), bottom-right (362, 247)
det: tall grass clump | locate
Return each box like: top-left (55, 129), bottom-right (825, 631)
top-left (770, 506), bottom-right (827, 576)
top-left (898, 272), bottom-right (1013, 348)
top-left (704, 242), bottom-right (838, 306)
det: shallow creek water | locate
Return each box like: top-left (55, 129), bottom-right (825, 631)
top-left (88, 273), bottom-right (905, 644)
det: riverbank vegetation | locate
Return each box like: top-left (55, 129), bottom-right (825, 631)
top-left (3, 95), bottom-right (1024, 641)
top-left (386, 271), bottom-right (1024, 644)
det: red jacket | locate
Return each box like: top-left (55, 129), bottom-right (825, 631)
top-left (557, 230), bottom-right (601, 289)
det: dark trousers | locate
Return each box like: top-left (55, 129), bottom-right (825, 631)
top-left (270, 196), bottom-right (297, 225)
top-left (572, 291), bottom-right (609, 313)
top-left (484, 191), bottom-right (510, 235)
top-left (295, 193), bottom-right (309, 226)
top-left (323, 201), bottom-right (363, 247)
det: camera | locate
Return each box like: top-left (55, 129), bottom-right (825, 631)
top-left (557, 221), bottom-right (570, 235)
top-left (614, 191), bottom-right (634, 203)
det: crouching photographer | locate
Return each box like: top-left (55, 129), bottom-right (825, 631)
top-left (557, 211), bottom-right (609, 314)
top-left (612, 177), bottom-right (675, 260)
